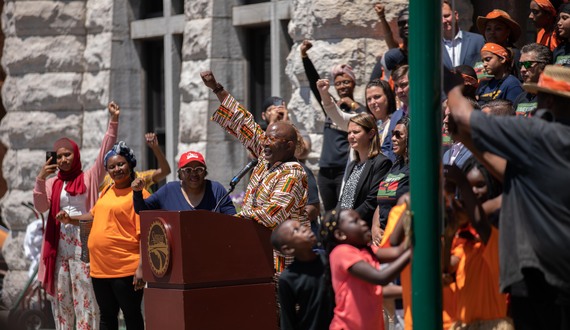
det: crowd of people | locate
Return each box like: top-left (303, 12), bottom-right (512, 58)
top-left (30, 1), bottom-right (570, 330)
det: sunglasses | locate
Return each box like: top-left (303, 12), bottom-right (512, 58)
top-left (392, 130), bottom-right (404, 139)
top-left (519, 61), bottom-right (545, 69)
top-left (179, 167), bottom-right (206, 175)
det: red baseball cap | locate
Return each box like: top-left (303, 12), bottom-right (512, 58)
top-left (178, 151), bottom-right (206, 168)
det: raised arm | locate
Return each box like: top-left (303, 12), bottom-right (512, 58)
top-left (131, 177), bottom-right (161, 214)
top-left (145, 132), bottom-right (171, 184)
top-left (33, 160), bottom-right (59, 212)
top-left (85, 102), bottom-right (120, 185)
top-left (200, 71), bottom-right (229, 103)
top-left (317, 79), bottom-right (353, 131)
top-left (301, 40), bottom-right (328, 114)
top-left (203, 71), bottom-right (266, 158)
top-left (349, 248), bottom-right (411, 286)
top-left (375, 3), bottom-right (398, 49)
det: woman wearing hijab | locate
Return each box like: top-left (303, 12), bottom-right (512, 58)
top-left (33, 102), bottom-right (120, 330)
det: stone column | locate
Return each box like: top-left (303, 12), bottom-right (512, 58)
top-left (0, 0), bottom-right (141, 306)
top-left (0, 0), bottom-right (87, 306)
top-left (180, 0), bottom-right (249, 190)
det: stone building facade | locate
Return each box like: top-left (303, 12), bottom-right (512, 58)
top-left (0, 0), bottom-right (534, 306)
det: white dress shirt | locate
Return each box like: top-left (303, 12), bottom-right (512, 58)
top-left (443, 30), bottom-right (463, 67)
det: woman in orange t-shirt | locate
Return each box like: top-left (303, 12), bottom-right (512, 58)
top-left (60, 141), bottom-right (150, 330)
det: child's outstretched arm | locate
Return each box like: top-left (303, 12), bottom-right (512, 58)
top-left (348, 249), bottom-right (411, 286)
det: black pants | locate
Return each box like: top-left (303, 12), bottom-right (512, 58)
top-left (317, 167), bottom-right (345, 212)
top-left (509, 268), bottom-right (570, 330)
top-left (92, 276), bottom-right (144, 330)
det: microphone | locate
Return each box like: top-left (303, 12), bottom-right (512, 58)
top-left (213, 158), bottom-right (258, 213)
top-left (230, 159), bottom-right (259, 188)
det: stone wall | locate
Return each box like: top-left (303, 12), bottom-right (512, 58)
top-left (179, 0), bottom-right (249, 189)
top-left (0, 0), bottom-right (142, 306)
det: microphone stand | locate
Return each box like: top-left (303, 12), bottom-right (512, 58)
top-left (213, 159), bottom-right (258, 213)
top-left (213, 183), bottom-right (236, 213)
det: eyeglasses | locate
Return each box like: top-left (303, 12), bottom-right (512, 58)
top-left (334, 80), bottom-right (353, 87)
top-left (179, 167), bottom-right (206, 175)
top-left (392, 130), bottom-right (404, 139)
top-left (519, 61), bottom-right (545, 69)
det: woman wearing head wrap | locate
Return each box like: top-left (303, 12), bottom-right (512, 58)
top-left (530, 0), bottom-right (562, 51)
top-left (59, 141), bottom-right (150, 330)
top-left (476, 43), bottom-right (524, 106)
top-left (553, 4), bottom-right (570, 66)
top-left (33, 102), bottom-right (120, 330)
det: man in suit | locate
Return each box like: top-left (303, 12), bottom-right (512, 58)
top-left (443, 101), bottom-right (476, 169)
top-left (442, 1), bottom-right (485, 69)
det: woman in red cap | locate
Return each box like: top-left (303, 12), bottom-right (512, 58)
top-left (476, 43), bottom-right (524, 106)
top-left (33, 102), bottom-right (120, 330)
top-left (132, 150), bottom-right (236, 215)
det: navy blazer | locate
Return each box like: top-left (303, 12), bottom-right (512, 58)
top-left (442, 31), bottom-right (486, 69)
top-left (442, 144), bottom-right (473, 169)
top-left (341, 154), bottom-right (392, 226)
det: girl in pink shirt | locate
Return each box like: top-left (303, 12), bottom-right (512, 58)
top-left (322, 209), bottom-right (411, 330)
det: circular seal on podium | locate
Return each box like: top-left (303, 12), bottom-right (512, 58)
top-left (147, 218), bottom-right (171, 277)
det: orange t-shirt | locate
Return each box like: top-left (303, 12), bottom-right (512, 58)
top-left (88, 186), bottom-right (150, 278)
top-left (454, 227), bottom-right (507, 323)
top-left (381, 203), bottom-right (460, 330)
top-left (379, 203), bottom-right (412, 330)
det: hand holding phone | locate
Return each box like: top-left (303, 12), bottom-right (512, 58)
top-left (46, 151), bottom-right (57, 165)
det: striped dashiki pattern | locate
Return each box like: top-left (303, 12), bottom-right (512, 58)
top-left (211, 94), bottom-right (309, 273)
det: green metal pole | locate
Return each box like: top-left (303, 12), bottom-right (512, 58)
top-left (409, 0), bottom-right (442, 329)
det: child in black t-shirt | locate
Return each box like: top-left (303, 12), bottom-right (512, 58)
top-left (271, 220), bottom-right (334, 330)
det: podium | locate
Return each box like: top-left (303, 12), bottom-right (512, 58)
top-left (140, 210), bottom-right (278, 330)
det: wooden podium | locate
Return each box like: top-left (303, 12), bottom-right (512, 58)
top-left (140, 210), bottom-right (277, 330)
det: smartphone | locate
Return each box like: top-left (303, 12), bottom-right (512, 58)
top-left (46, 151), bottom-right (57, 165)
